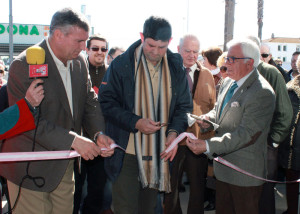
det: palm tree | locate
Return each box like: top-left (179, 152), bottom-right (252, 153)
top-left (224, 0), bottom-right (235, 51)
top-left (257, 0), bottom-right (264, 41)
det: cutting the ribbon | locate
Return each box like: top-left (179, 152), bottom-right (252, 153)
top-left (0, 143), bottom-right (125, 162)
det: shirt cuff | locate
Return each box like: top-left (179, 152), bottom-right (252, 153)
top-left (167, 129), bottom-right (179, 136)
top-left (204, 140), bottom-right (210, 154)
top-left (94, 131), bottom-right (104, 142)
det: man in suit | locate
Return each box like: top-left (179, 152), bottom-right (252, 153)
top-left (164, 34), bottom-right (216, 214)
top-left (247, 36), bottom-right (293, 214)
top-left (186, 39), bottom-right (276, 214)
top-left (0, 8), bottom-right (114, 214)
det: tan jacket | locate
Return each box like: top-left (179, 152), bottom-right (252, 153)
top-left (181, 62), bottom-right (216, 145)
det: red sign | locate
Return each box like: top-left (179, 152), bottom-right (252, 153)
top-left (29, 64), bottom-right (48, 78)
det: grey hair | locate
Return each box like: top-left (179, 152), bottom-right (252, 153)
top-left (49, 8), bottom-right (89, 36)
top-left (260, 43), bottom-right (271, 52)
top-left (178, 34), bottom-right (200, 49)
top-left (246, 35), bottom-right (261, 48)
top-left (227, 38), bottom-right (260, 67)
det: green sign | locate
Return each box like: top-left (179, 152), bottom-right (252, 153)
top-left (0, 24), bottom-right (40, 35)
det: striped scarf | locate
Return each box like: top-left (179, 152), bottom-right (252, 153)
top-left (134, 45), bottom-right (172, 192)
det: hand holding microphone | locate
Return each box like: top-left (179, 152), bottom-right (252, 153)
top-left (25, 46), bottom-right (48, 108)
top-left (25, 79), bottom-right (45, 107)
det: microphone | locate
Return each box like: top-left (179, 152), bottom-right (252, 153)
top-left (26, 46), bottom-right (48, 78)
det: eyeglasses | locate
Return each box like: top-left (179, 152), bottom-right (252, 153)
top-left (225, 57), bottom-right (252, 64)
top-left (220, 66), bottom-right (227, 73)
top-left (261, 53), bottom-right (270, 58)
top-left (91, 47), bottom-right (108, 52)
top-left (109, 54), bottom-right (114, 60)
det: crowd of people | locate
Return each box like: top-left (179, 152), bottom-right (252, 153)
top-left (0, 7), bottom-right (300, 214)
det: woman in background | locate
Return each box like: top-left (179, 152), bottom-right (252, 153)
top-left (202, 47), bottom-right (223, 96)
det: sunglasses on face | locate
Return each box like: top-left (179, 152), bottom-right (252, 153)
top-left (220, 66), bottom-right (227, 73)
top-left (91, 47), bottom-right (108, 52)
top-left (261, 53), bottom-right (270, 58)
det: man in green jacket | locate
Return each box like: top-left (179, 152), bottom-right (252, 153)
top-left (248, 36), bottom-right (293, 214)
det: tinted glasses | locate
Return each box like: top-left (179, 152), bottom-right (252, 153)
top-left (261, 53), bottom-right (270, 58)
top-left (91, 47), bottom-right (108, 52)
top-left (220, 66), bottom-right (227, 73)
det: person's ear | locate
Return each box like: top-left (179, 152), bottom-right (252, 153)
top-left (140, 32), bottom-right (144, 43)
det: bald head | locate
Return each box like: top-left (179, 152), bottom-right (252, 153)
top-left (178, 34), bottom-right (200, 68)
top-left (260, 44), bottom-right (272, 63)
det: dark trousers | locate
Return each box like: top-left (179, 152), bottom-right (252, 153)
top-left (259, 146), bottom-right (278, 214)
top-left (285, 169), bottom-right (300, 214)
top-left (216, 180), bottom-right (263, 214)
top-left (112, 154), bottom-right (158, 214)
top-left (73, 156), bottom-right (107, 214)
top-left (164, 145), bottom-right (207, 214)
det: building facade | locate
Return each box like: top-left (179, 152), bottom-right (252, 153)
top-left (262, 37), bottom-right (300, 70)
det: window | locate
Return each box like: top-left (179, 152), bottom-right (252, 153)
top-left (283, 45), bottom-right (287, 51)
top-left (283, 57), bottom-right (286, 62)
top-left (297, 45), bottom-right (300, 52)
top-left (278, 45), bottom-right (281, 51)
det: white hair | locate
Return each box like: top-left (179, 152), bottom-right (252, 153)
top-left (246, 35), bottom-right (261, 47)
top-left (178, 34), bottom-right (200, 49)
top-left (227, 38), bottom-right (260, 67)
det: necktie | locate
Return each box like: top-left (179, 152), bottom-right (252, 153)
top-left (185, 67), bottom-right (193, 92)
top-left (220, 81), bottom-right (238, 115)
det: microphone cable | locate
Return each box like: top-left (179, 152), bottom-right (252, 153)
top-left (5, 105), bottom-right (45, 214)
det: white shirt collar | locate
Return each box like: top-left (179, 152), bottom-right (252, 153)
top-left (46, 37), bottom-right (72, 68)
top-left (236, 69), bottom-right (255, 88)
top-left (185, 63), bottom-right (197, 82)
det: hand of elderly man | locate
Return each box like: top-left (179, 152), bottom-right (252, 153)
top-left (186, 137), bottom-right (207, 155)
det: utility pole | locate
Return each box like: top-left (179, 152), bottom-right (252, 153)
top-left (223, 0), bottom-right (235, 51)
top-left (9, 0), bottom-right (13, 65)
top-left (257, 0), bottom-right (264, 41)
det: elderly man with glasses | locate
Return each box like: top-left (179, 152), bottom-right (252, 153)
top-left (107, 47), bottom-right (125, 65)
top-left (186, 38), bottom-right (276, 214)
